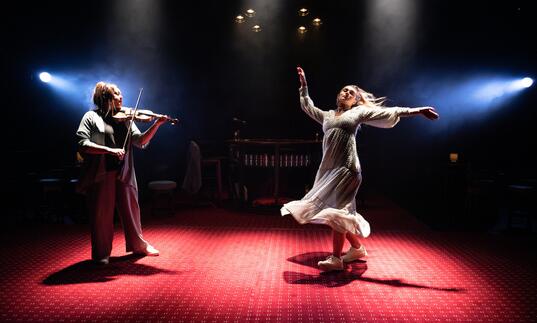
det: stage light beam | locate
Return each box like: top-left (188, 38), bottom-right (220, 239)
top-left (506, 77), bottom-right (534, 93)
top-left (461, 75), bottom-right (534, 111)
top-left (39, 72), bottom-right (52, 83)
top-left (519, 77), bottom-right (533, 88)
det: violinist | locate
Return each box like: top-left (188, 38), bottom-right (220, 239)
top-left (76, 81), bottom-right (168, 265)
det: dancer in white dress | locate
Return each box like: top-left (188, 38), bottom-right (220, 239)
top-left (281, 67), bottom-right (439, 271)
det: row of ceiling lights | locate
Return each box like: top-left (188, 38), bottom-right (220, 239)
top-left (235, 8), bottom-right (322, 33)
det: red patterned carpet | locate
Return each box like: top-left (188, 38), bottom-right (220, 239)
top-left (0, 197), bottom-right (535, 322)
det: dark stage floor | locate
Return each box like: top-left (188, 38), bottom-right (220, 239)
top-left (0, 196), bottom-right (535, 322)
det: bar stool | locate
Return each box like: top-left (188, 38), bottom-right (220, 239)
top-left (148, 180), bottom-right (177, 216)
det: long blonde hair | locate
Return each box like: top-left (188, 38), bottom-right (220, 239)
top-left (344, 85), bottom-right (386, 108)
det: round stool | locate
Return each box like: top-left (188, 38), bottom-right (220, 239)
top-left (148, 180), bottom-right (177, 216)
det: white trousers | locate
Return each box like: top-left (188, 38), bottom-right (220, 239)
top-left (86, 171), bottom-right (149, 261)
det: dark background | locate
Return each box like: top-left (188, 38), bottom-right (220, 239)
top-left (3, 0), bottom-right (536, 229)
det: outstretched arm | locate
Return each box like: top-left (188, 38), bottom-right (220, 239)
top-left (400, 106), bottom-right (439, 120)
top-left (357, 106), bottom-right (439, 128)
top-left (296, 66), bottom-right (327, 124)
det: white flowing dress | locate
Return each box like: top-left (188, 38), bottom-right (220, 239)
top-left (281, 86), bottom-right (412, 237)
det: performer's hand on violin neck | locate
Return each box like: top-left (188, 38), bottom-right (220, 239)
top-left (297, 66), bottom-right (307, 88)
top-left (155, 115), bottom-right (169, 126)
top-left (108, 148), bottom-right (125, 160)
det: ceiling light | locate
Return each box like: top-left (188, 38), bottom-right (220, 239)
top-left (235, 15), bottom-right (245, 23)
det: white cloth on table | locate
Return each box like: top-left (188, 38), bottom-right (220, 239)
top-left (281, 86), bottom-right (411, 236)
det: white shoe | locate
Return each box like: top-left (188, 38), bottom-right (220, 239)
top-left (341, 245), bottom-right (367, 263)
top-left (317, 255), bottom-right (344, 271)
top-left (135, 244), bottom-right (160, 256)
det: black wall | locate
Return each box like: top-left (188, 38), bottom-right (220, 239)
top-left (4, 0), bottom-right (536, 226)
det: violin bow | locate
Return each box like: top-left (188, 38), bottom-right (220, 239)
top-left (122, 88), bottom-right (144, 150)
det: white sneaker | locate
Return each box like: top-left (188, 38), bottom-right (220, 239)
top-left (317, 255), bottom-right (344, 271)
top-left (135, 244), bottom-right (160, 256)
top-left (144, 245), bottom-right (160, 256)
top-left (341, 245), bottom-right (367, 263)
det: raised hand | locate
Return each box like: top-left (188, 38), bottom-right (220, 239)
top-left (419, 107), bottom-right (439, 120)
top-left (297, 66), bottom-right (307, 88)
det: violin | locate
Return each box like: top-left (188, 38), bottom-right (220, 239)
top-left (113, 107), bottom-right (179, 125)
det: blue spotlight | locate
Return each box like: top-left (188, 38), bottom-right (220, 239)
top-left (506, 77), bottom-right (533, 92)
top-left (519, 77), bottom-right (533, 88)
top-left (39, 72), bottom-right (52, 83)
top-left (403, 73), bottom-right (534, 133)
top-left (472, 76), bottom-right (533, 106)
top-left (35, 71), bottom-right (79, 108)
